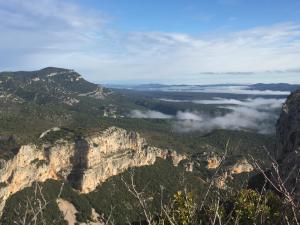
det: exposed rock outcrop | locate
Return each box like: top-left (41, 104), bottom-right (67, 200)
top-left (214, 172), bottom-right (232, 189)
top-left (276, 91), bottom-right (300, 157)
top-left (206, 155), bottom-right (222, 169)
top-left (39, 127), bottom-right (61, 138)
top-left (213, 159), bottom-right (253, 189)
top-left (78, 87), bottom-right (110, 100)
top-left (57, 199), bottom-right (104, 225)
top-left (57, 199), bottom-right (79, 225)
top-left (0, 127), bottom-right (186, 214)
top-left (276, 90), bottom-right (300, 200)
top-left (230, 159), bottom-right (253, 174)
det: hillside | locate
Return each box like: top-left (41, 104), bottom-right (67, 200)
top-left (0, 68), bottom-right (281, 225)
top-left (0, 67), bottom-right (110, 105)
top-left (0, 68), bottom-right (275, 158)
top-left (0, 67), bottom-right (114, 158)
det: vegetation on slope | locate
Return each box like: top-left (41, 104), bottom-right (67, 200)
top-left (0, 68), bottom-right (284, 224)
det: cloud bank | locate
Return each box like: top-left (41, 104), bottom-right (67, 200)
top-left (129, 110), bottom-right (173, 119)
top-left (158, 86), bottom-right (290, 95)
top-left (130, 98), bottom-right (285, 134)
top-left (161, 97), bottom-right (286, 108)
top-left (194, 97), bottom-right (285, 108)
top-left (0, 0), bottom-right (300, 83)
top-left (172, 107), bottom-right (275, 134)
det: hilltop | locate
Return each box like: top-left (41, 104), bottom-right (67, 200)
top-left (0, 67), bottom-right (110, 105)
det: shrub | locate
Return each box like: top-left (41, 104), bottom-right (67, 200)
top-left (233, 189), bottom-right (282, 225)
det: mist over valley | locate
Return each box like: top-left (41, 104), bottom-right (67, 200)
top-left (115, 84), bottom-right (288, 134)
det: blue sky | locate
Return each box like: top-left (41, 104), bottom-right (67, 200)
top-left (0, 0), bottom-right (300, 84)
top-left (78, 0), bottom-right (300, 33)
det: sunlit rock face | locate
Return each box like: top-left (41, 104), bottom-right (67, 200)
top-left (276, 90), bottom-right (300, 200)
top-left (206, 155), bottom-right (222, 169)
top-left (0, 127), bottom-right (185, 214)
top-left (213, 159), bottom-right (254, 189)
top-left (80, 127), bottom-right (186, 193)
top-left (230, 159), bottom-right (253, 174)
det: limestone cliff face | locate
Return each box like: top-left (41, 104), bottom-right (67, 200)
top-left (276, 91), bottom-right (300, 200)
top-left (80, 127), bottom-right (185, 192)
top-left (230, 159), bottom-right (253, 175)
top-left (213, 159), bottom-right (253, 189)
top-left (0, 127), bottom-right (186, 214)
top-left (206, 156), bottom-right (222, 169)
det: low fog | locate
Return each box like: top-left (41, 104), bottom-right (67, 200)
top-left (160, 97), bottom-right (285, 109)
top-left (172, 107), bottom-right (276, 134)
top-left (129, 98), bottom-right (286, 134)
top-left (159, 86), bottom-right (290, 95)
top-left (130, 109), bottom-right (173, 119)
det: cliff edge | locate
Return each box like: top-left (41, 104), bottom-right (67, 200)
top-left (0, 126), bottom-right (185, 214)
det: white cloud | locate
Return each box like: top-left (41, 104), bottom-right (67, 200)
top-left (130, 97), bottom-right (284, 134)
top-left (158, 85), bottom-right (291, 95)
top-left (172, 107), bottom-right (274, 134)
top-left (129, 110), bottom-right (173, 119)
top-left (0, 0), bottom-right (300, 83)
top-left (176, 111), bottom-right (203, 121)
top-left (161, 97), bottom-right (286, 108)
top-left (0, 0), bottom-right (105, 30)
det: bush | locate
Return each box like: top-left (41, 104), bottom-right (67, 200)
top-left (171, 191), bottom-right (196, 225)
top-left (233, 189), bottom-right (282, 225)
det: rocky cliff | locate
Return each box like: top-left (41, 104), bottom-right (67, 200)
top-left (0, 127), bottom-right (185, 214)
top-left (277, 91), bottom-right (300, 157)
top-left (276, 90), bottom-right (300, 200)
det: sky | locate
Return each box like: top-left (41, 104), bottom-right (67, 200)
top-left (0, 0), bottom-right (300, 84)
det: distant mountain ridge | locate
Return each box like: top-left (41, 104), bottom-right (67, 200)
top-left (0, 67), bottom-right (110, 105)
top-left (249, 83), bottom-right (300, 92)
top-left (105, 82), bottom-right (300, 92)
